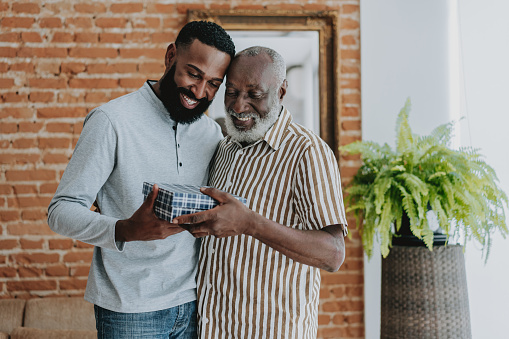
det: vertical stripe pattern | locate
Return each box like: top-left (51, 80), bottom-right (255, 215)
top-left (198, 108), bottom-right (348, 339)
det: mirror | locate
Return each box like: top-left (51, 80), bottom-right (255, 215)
top-left (188, 10), bottom-right (342, 154)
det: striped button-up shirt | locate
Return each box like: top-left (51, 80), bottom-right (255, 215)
top-left (198, 108), bottom-right (348, 339)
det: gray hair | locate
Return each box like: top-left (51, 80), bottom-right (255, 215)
top-left (236, 46), bottom-right (286, 86)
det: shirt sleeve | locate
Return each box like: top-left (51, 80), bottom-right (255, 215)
top-left (293, 138), bottom-right (348, 234)
top-left (47, 108), bottom-right (124, 251)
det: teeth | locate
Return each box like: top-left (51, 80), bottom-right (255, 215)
top-left (236, 117), bottom-right (251, 121)
top-left (182, 94), bottom-right (197, 105)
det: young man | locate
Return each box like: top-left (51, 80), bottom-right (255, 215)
top-left (47, 21), bottom-right (234, 338)
top-left (174, 47), bottom-right (348, 338)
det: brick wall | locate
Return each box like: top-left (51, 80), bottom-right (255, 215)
top-left (0, 1), bottom-right (362, 338)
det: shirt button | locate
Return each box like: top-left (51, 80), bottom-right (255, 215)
top-left (179, 162), bottom-right (182, 167)
top-left (202, 317), bottom-right (209, 324)
top-left (177, 144), bottom-right (180, 148)
top-left (239, 150), bottom-right (244, 155)
top-left (173, 126), bottom-right (176, 130)
top-left (225, 181), bottom-right (232, 188)
top-left (207, 282), bottom-right (212, 289)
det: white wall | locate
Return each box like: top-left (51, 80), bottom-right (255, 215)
top-left (360, 0), bottom-right (509, 338)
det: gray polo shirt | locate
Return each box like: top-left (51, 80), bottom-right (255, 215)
top-left (48, 81), bottom-right (223, 313)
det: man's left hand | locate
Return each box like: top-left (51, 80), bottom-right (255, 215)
top-left (172, 187), bottom-right (256, 238)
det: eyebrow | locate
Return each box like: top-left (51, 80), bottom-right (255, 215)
top-left (187, 64), bottom-right (224, 83)
top-left (225, 81), bottom-right (261, 89)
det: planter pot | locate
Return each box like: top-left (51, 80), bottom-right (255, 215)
top-left (381, 245), bottom-right (472, 339)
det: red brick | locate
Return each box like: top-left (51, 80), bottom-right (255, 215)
top-left (19, 267), bottom-right (44, 277)
top-left (99, 33), bottom-right (124, 43)
top-left (75, 241), bottom-right (93, 249)
top-left (342, 106), bottom-right (359, 117)
top-left (146, 3), bottom-right (175, 13)
top-left (38, 17), bottom-right (62, 28)
top-left (69, 47), bottom-right (117, 58)
top-left (0, 210), bottom-right (20, 222)
top-left (342, 35), bottom-right (357, 45)
top-left (42, 153), bottom-right (71, 164)
top-left (61, 62), bottom-right (86, 74)
top-left (29, 78), bottom-right (66, 89)
top-left (12, 2), bottom-right (40, 13)
top-left (110, 3), bottom-right (144, 13)
top-left (58, 92), bottom-right (85, 104)
top-left (40, 182), bottom-right (59, 194)
top-left (7, 280), bottom-right (57, 291)
top-left (65, 17), bottom-right (93, 28)
top-left (138, 62), bottom-right (163, 74)
top-left (11, 138), bottom-right (37, 149)
top-left (37, 106), bottom-right (88, 118)
top-left (49, 238), bottom-right (73, 250)
top-left (132, 17), bottom-right (160, 29)
top-left (21, 209), bottom-right (47, 221)
top-left (21, 32), bottom-right (43, 42)
top-left (51, 32), bottom-right (73, 42)
top-left (341, 49), bottom-right (361, 60)
top-left (88, 63), bottom-right (137, 74)
top-left (74, 3), bottom-right (106, 13)
top-left (0, 152), bottom-right (40, 164)
top-left (18, 47), bottom-right (67, 58)
top-left (16, 196), bottom-right (52, 208)
top-left (318, 314), bottom-right (331, 325)
top-left (70, 265), bottom-right (90, 277)
top-left (0, 122), bottom-right (18, 133)
top-left (12, 184), bottom-right (38, 194)
top-left (34, 61), bottom-right (61, 74)
top-left (0, 47), bottom-right (18, 58)
top-left (1, 17), bottom-right (35, 28)
top-left (119, 48), bottom-right (164, 59)
top-left (343, 4), bottom-right (360, 14)
top-left (73, 32), bottom-right (97, 43)
top-left (46, 122), bottom-right (73, 133)
top-left (5, 169), bottom-right (54, 181)
top-left (176, 3), bottom-right (206, 14)
top-left (342, 93), bottom-right (361, 105)
top-left (63, 251), bottom-right (93, 263)
top-left (119, 78), bottom-right (145, 89)
top-left (46, 264), bottom-right (69, 277)
top-left (38, 137), bottom-right (71, 149)
top-left (85, 92), bottom-right (108, 103)
top-left (2, 92), bottom-right (28, 103)
top-left (342, 120), bottom-right (361, 131)
top-left (0, 239), bottom-right (18, 250)
top-left (10, 62), bottom-right (34, 72)
top-left (0, 184), bottom-right (13, 194)
top-left (7, 223), bottom-right (54, 236)
top-left (266, 4), bottom-right (303, 10)
top-left (0, 267), bottom-right (17, 278)
top-left (95, 17), bottom-right (127, 28)
top-left (12, 252), bottom-right (60, 264)
top-left (0, 78), bottom-right (15, 87)
top-left (29, 91), bottom-right (54, 103)
top-left (124, 32), bottom-right (151, 43)
top-left (0, 32), bottom-right (20, 42)
top-left (60, 278), bottom-right (87, 290)
top-left (69, 78), bottom-right (118, 89)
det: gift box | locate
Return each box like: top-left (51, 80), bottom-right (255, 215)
top-left (142, 182), bottom-right (248, 222)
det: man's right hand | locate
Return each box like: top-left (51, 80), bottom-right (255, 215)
top-left (114, 184), bottom-right (185, 242)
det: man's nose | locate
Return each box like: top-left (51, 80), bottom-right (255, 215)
top-left (231, 94), bottom-right (250, 113)
top-left (192, 81), bottom-right (208, 100)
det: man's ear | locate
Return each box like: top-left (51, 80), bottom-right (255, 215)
top-left (279, 79), bottom-right (288, 101)
top-left (165, 43), bottom-right (177, 69)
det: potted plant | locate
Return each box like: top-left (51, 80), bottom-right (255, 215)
top-left (339, 99), bottom-right (508, 338)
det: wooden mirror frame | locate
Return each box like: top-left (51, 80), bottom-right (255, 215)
top-left (188, 10), bottom-right (342, 155)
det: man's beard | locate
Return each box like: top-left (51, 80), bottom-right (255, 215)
top-left (224, 96), bottom-right (281, 145)
top-left (158, 64), bottom-right (212, 124)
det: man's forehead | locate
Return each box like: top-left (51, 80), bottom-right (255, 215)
top-left (227, 55), bottom-right (274, 85)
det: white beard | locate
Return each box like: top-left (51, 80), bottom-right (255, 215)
top-left (224, 100), bottom-right (281, 145)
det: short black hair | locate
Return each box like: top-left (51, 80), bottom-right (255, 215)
top-left (175, 21), bottom-right (235, 59)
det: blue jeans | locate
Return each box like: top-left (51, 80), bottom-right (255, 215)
top-left (94, 301), bottom-right (197, 339)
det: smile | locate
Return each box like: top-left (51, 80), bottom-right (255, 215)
top-left (180, 93), bottom-right (199, 109)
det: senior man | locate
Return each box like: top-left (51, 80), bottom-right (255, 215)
top-left (174, 46), bottom-right (348, 339)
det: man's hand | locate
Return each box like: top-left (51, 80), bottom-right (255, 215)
top-left (115, 184), bottom-right (185, 242)
top-left (172, 187), bottom-right (256, 238)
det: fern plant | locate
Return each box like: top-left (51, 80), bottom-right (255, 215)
top-left (340, 99), bottom-right (508, 261)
